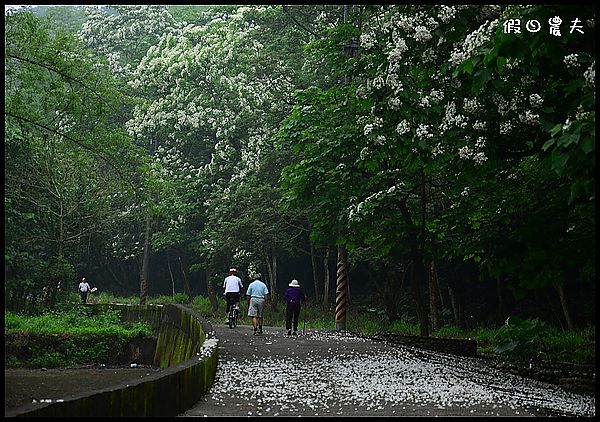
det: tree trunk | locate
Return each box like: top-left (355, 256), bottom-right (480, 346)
top-left (433, 262), bottom-right (445, 309)
top-left (410, 258), bottom-right (429, 337)
top-left (496, 277), bottom-right (503, 325)
top-left (554, 283), bottom-right (574, 330)
top-left (264, 254), bottom-right (278, 310)
top-left (448, 284), bottom-right (459, 326)
top-left (545, 288), bottom-right (564, 330)
top-left (107, 264), bottom-right (126, 291)
top-left (139, 215), bottom-right (152, 305)
top-left (398, 198), bottom-right (429, 337)
top-left (382, 268), bottom-right (403, 322)
top-left (311, 242), bottom-right (321, 302)
top-left (322, 245), bottom-right (331, 311)
top-left (178, 251), bottom-right (192, 300)
top-left (167, 254), bottom-right (175, 296)
top-left (428, 259), bottom-right (440, 333)
top-left (265, 255), bottom-right (273, 294)
top-left (120, 262), bottom-right (130, 291)
top-left (272, 254), bottom-right (278, 305)
top-left (205, 268), bottom-right (218, 312)
top-left (265, 255), bottom-right (273, 285)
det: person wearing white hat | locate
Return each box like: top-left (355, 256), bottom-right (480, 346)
top-left (223, 268), bottom-right (244, 323)
top-left (283, 279), bottom-right (307, 335)
top-left (78, 277), bottom-right (91, 304)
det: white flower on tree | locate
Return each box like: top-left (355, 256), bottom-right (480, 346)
top-left (563, 53), bottom-right (579, 68)
top-left (583, 61), bottom-right (595, 87)
top-left (396, 120), bottom-right (411, 135)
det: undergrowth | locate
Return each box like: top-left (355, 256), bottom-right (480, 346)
top-left (6, 293), bottom-right (593, 367)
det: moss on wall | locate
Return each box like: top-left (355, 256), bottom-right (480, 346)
top-left (9, 304), bottom-right (219, 418)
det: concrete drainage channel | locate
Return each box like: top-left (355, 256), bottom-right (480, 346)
top-left (6, 304), bottom-right (219, 417)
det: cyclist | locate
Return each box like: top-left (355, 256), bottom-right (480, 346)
top-left (223, 268), bottom-right (243, 323)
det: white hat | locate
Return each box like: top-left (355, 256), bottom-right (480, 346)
top-left (229, 268), bottom-right (237, 273)
top-left (289, 279), bottom-right (300, 287)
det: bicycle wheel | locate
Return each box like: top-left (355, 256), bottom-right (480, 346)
top-left (228, 309), bottom-right (234, 329)
top-left (233, 308), bottom-right (238, 328)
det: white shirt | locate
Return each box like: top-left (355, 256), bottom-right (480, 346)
top-left (223, 275), bottom-right (243, 293)
top-left (79, 281), bottom-right (90, 293)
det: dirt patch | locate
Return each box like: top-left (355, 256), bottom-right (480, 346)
top-left (4, 365), bottom-right (162, 415)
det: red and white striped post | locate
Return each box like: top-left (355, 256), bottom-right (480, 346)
top-left (335, 244), bottom-right (348, 331)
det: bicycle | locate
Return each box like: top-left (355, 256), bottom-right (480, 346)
top-left (228, 301), bottom-right (240, 329)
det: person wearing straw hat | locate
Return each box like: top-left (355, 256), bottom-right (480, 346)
top-left (283, 279), bottom-right (307, 336)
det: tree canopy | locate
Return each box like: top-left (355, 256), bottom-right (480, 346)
top-left (4, 5), bottom-right (595, 332)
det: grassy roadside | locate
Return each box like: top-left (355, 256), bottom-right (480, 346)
top-left (106, 292), bottom-right (594, 366)
top-left (5, 292), bottom-right (594, 367)
top-left (5, 304), bottom-right (152, 368)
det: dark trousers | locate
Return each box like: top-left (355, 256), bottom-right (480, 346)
top-left (225, 292), bottom-right (240, 315)
top-left (286, 303), bottom-right (301, 331)
top-left (80, 291), bottom-right (88, 304)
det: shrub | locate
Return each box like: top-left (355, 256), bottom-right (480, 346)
top-left (5, 309), bottom-right (153, 368)
top-left (493, 316), bottom-right (552, 364)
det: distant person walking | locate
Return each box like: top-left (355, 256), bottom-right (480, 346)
top-left (245, 273), bottom-right (269, 335)
top-left (78, 277), bottom-right (90, 304)
top-left (223, 268), bottom-right (244, 322)
top-left (284, 279), bottom-right (307, 335)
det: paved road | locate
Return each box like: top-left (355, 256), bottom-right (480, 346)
top-left (180, 324), bottom-right (595, 417)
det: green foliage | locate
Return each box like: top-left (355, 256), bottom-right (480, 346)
top-left (4, 6), bottom-right (594, 343)
top-left (152, 293), bottom-right (192, 304)
top-left (5, 10), bottom-right (143, 314)
top-left (432, 325), bottom-right (465, 339)
top-left (387, 319), bottom-right (421, 336)
top-left (5, 307), bottom-right (152, 337)
top-left (94, 292), bottom-right (138, 305)
top-left (491, 316), bottom-right (595, 365)
top-left (29, 352), bottom-right (65, 368)
top-left (354, 318), bottom-right (381, 335)
top-left (276, 83), bottom-right (370, 246)
top-left (5, 308), bottom-right (153, 368)
top-left (493, 316), bottom-right (552, 363)
top-left (471, 326), bottom-right (499, 347)
top-left (543, 329), bottom-right (594, 365)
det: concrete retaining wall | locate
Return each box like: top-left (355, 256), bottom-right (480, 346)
top-left (9, 304), bottom-right (218, 417)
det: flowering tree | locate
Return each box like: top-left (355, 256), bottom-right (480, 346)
top-left (79, 5), bottom-right (178, 80)
top-left (448, 5), bottom-right (595, 328)
top-left (124, 5), bottom-right (313, 306)
top-left (277, 4), bottom-right (595, 332)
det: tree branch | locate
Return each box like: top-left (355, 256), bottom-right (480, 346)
top-left (5, 112), bottom-right (137, 191)
top-left (6, 52), bottom-right (109, 103)
top-left (282, 6), bottom-right (319, 38)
